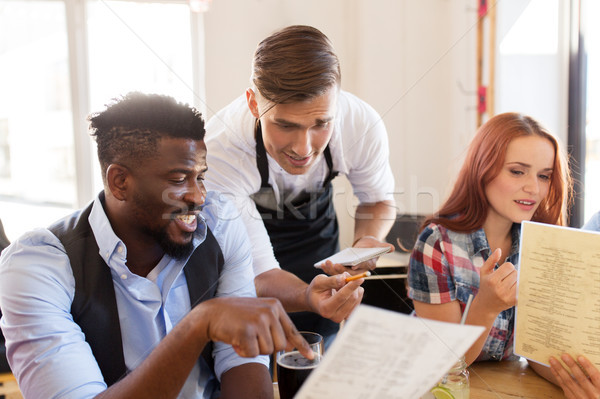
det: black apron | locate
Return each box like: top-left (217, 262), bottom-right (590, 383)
top-left (251, 122), bottom-right (340, 341)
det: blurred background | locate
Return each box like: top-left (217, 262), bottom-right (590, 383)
top-left (0, 0), bottom-right (595, 247)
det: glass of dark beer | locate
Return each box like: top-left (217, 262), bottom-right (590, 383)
top-left (276, 331), bottom-right (323, 399)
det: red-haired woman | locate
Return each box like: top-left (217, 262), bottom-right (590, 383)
top-left (408, 113), bottom-right (571, 370)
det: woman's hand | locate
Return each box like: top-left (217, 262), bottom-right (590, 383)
top-left (475, 248), bottom-right (517, 315)
top-left (550, 354), bottom-right (600, 399)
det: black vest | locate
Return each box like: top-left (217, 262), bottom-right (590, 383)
top-left (250, 121), bottom-right (340, 340)
top-left (49, 196), bottom-right (224, 386)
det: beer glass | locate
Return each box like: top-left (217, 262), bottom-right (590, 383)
top-left (276, 331), bottom-right (323, 399)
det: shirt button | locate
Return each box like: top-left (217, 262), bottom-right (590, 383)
top-left (120, 274), bottom-right (127, 280)
top-left (117, 246), bottom-right (123, 254)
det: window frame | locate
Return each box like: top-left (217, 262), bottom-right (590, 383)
top-left (60, 0), bottom-right (205, 207)
top-left (567, 0), bottom-right (586, 227)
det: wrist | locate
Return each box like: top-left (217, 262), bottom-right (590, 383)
top-left (352, 235), bottom-right (378, 246)
top-left (197, 301), bottom-right (213, 331)
top-left (304, 285), bottom-right (318, 314)
top-left (185, 302), bottom-right (212, 350)
top-left (469, 296), bottom-right (499, 324)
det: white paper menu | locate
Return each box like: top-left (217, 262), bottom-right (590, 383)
top-left (295, 305), bottom-right (484, 399)
top-left (515, 221), bottom-right (600, 367)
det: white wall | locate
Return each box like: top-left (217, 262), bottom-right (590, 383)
top-left (0, 0), bottom-right (570, 245)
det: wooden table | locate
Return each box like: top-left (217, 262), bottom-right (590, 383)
top-left (3, 358), bottom-right (565, 399)
top-left (373, 251), bottom-right (410, 276)
top-left (0, 372), bottom-right (23, 399)
top-left (470, 358), bottom-right (565, 398)
top-left (273, 358), bottom-right (565, 398)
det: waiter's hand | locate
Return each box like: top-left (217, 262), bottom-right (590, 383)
top-left (319, 260), bottom-right (350, 276)
top-left (305, 273), bottom-right (364, 323)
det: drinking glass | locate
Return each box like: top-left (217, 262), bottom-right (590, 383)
top-left (430, 356), bottom-right (470, 399)
top-left (276, 331), bottom-right (323, 399)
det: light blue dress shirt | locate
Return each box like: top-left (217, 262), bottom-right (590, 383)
top-left (583, 211), bottom-right (600, 232)
top-left (0, 191), bottom-right (268, 399)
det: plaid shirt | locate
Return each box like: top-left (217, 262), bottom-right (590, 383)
top-left (408, 222), bottom-right (520, 361)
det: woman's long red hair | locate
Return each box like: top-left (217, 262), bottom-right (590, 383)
top-left (423, 112), bottom-right (572, 232)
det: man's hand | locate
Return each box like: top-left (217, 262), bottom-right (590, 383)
top-left (319, 260), bottom-right (351, 276)
top-left (475, 248), bottom-right (517, 315)
top-left (305, 273), bottom-right (364, 323)
top-left (550, 354), bottom-right (600, 399)
top-left (196, 297), bottom-right (313, 359)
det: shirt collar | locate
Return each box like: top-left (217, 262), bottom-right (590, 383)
top-left (89, 192), bottom-right (123, 262)
top-left (470, 227), bottom-right (489, 256)
top-left (88, 191), bottom-right (208, 265)
top-left (509, 223), bottom-right (520, 257)
top-left (470, 223), bottom-right (521, 258)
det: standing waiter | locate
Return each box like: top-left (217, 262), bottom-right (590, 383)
top-left (205, 25), bottom-right (396, 345)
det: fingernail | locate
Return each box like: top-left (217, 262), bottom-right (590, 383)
top-left (305, 348), bottom-right (314, 360)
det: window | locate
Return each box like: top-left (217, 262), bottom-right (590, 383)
top-left (569, 0), bottom-right (599, 227)
top-left (581, 0), bottom-right (600, 223)
top-left (0, 0), bottom-right (204, 240)
top-left (0, 1), bottom-right (74, 206)
top-left (87, 1), bottom-right (195, 110)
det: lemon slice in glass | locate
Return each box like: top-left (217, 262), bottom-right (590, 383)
top-left (430, 386), bottom-right (455, 399)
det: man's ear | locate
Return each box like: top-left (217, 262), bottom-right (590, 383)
top-left (246, 88), bottom-right (261, 119)
top-left (106, 164), bottom-right (130, 201)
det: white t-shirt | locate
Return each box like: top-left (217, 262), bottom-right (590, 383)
top-left (204, 90), bottom-right (395, 276)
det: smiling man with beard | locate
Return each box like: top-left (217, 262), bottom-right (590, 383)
top-left (0, 92), bottom-right (311, 399)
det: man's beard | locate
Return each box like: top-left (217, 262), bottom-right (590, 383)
top-left (131, 190), bottom-right (196, 260)
top-left (148, 224), bottom-right (195, 260)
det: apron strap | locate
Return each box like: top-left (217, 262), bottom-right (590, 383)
top-left (322, 144), bottom-right (339, 187)
top-left (254, 120), bottom-right (337, 189)
top-left (255, 121), bottom-right (271, 189)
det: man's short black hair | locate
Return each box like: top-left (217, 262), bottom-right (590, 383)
top-left (88, 92), bottom-right (205, 183)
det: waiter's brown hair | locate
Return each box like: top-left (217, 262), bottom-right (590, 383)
top-left (251, 25), bottom-right (341, 105)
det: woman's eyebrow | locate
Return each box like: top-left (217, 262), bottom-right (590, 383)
top-left (506, 162), bottom-right (553, 172)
